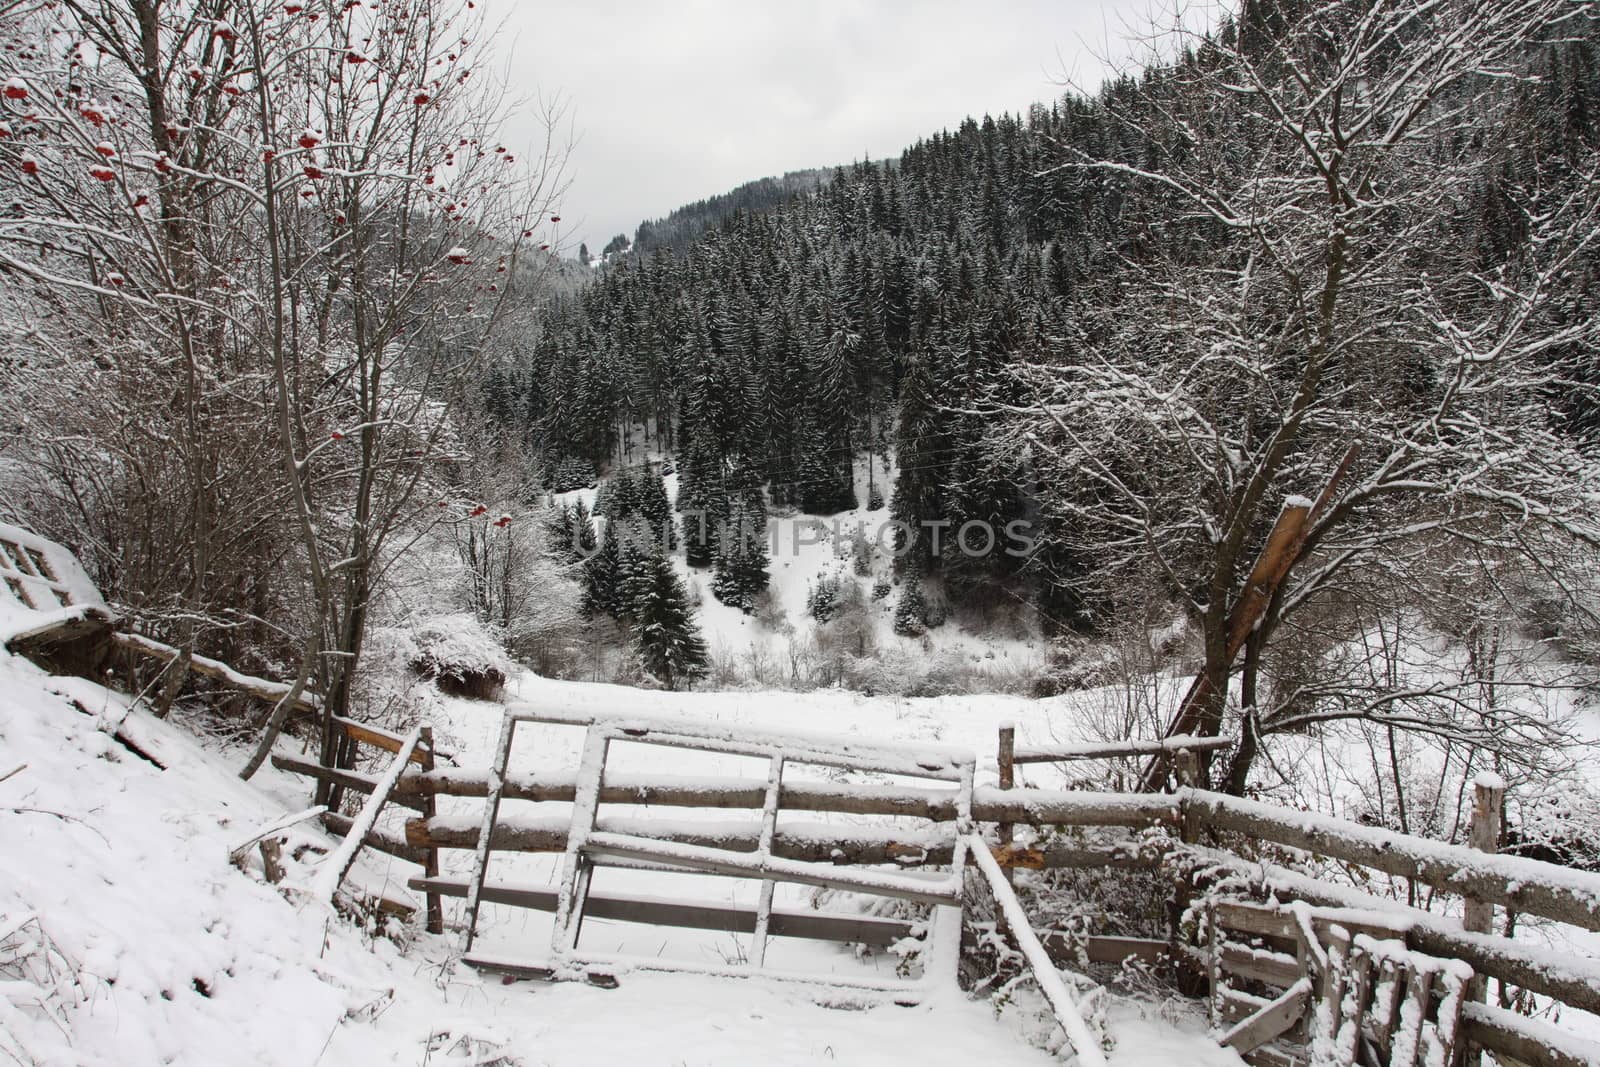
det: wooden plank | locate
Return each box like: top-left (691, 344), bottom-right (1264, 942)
top-left (313, 728), bottom-right (421, 903)
top-left (408, 876), bottom-right (915, 946)
top-left (1220, 978), bottom-right (1312, 1053)
top-left (270, 755), bottom-right (426, 812)
top-left (1461, 1003), bottom-right (1600, 1067)
top-left (1015, 735), bottom-right (1234, 765)
top-left (582, 833), bottom-right (961, 906)
top-left (1213, 900), bottom-right (1297, 941)
top-left (1219, 942), bottom-right (1304, 988)
top-left (334, 717), bottom-right (432, 765)
top-left (969, 832), bottom-right (1108, 1067)
top-left (461, 952), bottom-right (619, 989)
top-left (1241, 1044), bottom-right (1306, 1067)
top-left (1042, 934), bottom-right (1170, 967)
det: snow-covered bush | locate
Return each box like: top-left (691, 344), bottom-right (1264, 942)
top-left (406, 613), bottom-right (513, 700)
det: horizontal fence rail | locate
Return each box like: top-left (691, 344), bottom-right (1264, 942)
top-left (275, 726), bottom-right (1600, 1067)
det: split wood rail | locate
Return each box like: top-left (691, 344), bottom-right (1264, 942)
top-left (273, 716), bottom-right (445, 933)
top-left (278, 724), bottom-right (1600, 1067)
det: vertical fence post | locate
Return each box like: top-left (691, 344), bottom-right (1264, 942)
top-left (1174, 748), bottom-right (1201, 844)
top-left (419, 724), bottom-right (444, 935)
top-left (994, 723), bottom-right (1016, 943)
top-left (997, 722), bottom-right (1015, 889)
top-left (1464, 772), bottom-right (1505, 1018)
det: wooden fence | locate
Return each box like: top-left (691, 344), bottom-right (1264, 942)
top-left (277, 729), bottom-right (1600, 1067)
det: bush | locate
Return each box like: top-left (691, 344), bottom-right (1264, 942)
top-left (407, 612), bottom-right (513, 700)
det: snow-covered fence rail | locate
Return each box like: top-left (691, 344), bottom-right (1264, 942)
top-left (111, 631), bottom-right (321, 715)
top-left (1184, 790), bottom-right (1600, 933)
top-left (402, 811), bottom-right (1159, 871)
top-left (311, 727), bottom-right (421, 905)
top-left (1009, 733), bottom-right (1234, 765)
top-left (389, 771), bottom-right (1600, 929)
top-left (392, 769), bottom-right (1182, 827)
top-left (274, 718), bottom-right (445, 933)
top-left (272, 712), bottom-right (1600, 1065)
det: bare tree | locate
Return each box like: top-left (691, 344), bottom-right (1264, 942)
top-left (1009, 0), bottom-right (1600, 790)
top-left (0, 0), bottom-right (570, 781)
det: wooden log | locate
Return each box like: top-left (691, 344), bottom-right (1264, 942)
top-left (1460, 1003), bottom-right (1600, 1067)
top-left (320, 811), bottom-right (427, 866)
top-left (1185, 790), bottom-right (1600, 932)
top-left (270, 755), bottom-right (426, 813)
top-left (333, 716), bottom-right (433, 765)
top-left (1464, 772), bottom-right (1505, 1012)
top-left (408, 876), bottom-right (915, 946)
top-left (111, 631), bottom-right (318, 714)
top-left (418, 725), bottom-right (443, 936)
top-left (393, 771), bottom-right (1181, 828)
top-left (1014, 734), bottom-right (1234, 765)
top-left (404, 814), bottom-right (1161, 873)
top-left (998, 722), bottom-right (1016, 896)
top-left (1140, 447), bottom-right (1359, 791)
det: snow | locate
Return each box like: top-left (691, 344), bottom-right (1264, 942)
top-left (970, 832), bottom-right (1108, 1067)
top-left (1473, 770), bottom-right (1507, 792)
top-left (0, 521), bottom-right (112, 642)
top-left (555, 457), bottom-right (1048, 693)
top-left (0, 649), bottom-right (1251, 1065)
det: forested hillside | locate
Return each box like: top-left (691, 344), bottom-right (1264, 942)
top-left (482, 0), bottom-right (1600, 785)
top-left (488, 1), bottom-right (1597, 608)
top-left (630, 166), bottom-right (835, 256)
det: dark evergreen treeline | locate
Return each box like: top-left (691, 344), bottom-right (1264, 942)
top-left (485, 1), bottom-right (1599, 635)
top-left (631, 167), bottom-right (835, 256)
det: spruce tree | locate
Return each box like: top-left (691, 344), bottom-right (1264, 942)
top-left (807, 573), bottom-right (842, 623)
top-left (893, 577), bottom-right (928, 637)
top-left (632, 552), bottom-right (709, 689)
top-left (710, 493), bottom-right (770, 612)
top-left (581, 525), bottom-right (623, 619)
top-left (636, 462), bottom-right (678, 550)
top-left (675, 432), bottom-right (725, 567)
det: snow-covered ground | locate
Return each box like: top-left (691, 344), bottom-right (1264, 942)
top-left (0, 648), bottom-right (1240, 1066)
top-left (554, 456), bottom-right (1047, 692)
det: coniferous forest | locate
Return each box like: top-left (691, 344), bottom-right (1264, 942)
top-left (483, 0), bottom-right (1600, 736)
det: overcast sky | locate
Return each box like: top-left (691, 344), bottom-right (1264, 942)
top-left (492, 1), bottom-right (1171, 254)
